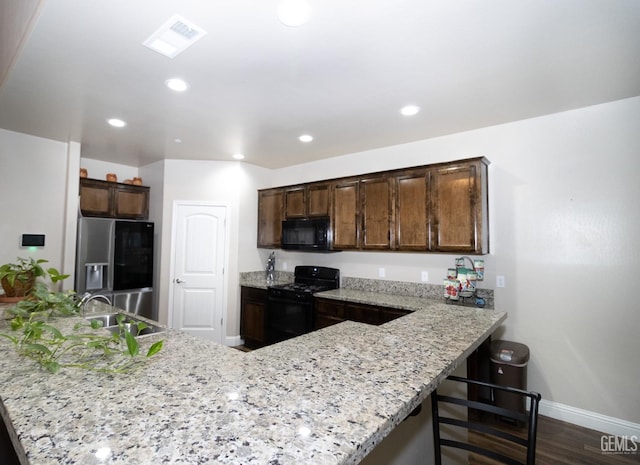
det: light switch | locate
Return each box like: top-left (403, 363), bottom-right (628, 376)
top-left (378, 267), bottom-right (386, 278)
top-left (496, 275), bottom-right (506, 288)
top-left (421, 271), bottom-right (429, 282)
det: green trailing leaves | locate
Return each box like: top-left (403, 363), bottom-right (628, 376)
top-left (146, 340), bottom-right (164, 357)
top-left (1, 310), bottom-right (163, 374)
top-left (125, 330), bottom-right (139, 357)
top-left (0, 259), bottom-right (163, 373)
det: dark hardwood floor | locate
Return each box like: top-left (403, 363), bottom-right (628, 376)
top-left (469, 413), bottom-right (639, 465)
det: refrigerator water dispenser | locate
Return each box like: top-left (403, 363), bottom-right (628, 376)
top-left (85, 263), bottom-right (108, 290)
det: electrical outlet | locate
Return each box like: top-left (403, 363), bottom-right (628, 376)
top-left (282, 262), bottom-right (288, 270)
top-left (378, 267), bottom-right (386, 278)
top-left (421, 271), bottom-right (429, 282)
top-left (496, 275), bottom-right (506, 288)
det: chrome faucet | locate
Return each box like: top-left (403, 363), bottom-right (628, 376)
top-left (80, 292), bottom-right (112, 317)
top-left (265, 251), bottom-right (276, 283)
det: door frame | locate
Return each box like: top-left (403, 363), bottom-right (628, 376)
top-left (167, 201), bottom-right (231, 343)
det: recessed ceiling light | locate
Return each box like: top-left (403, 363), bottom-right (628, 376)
top-left (277, 0), bottom-right (311, 27)
top-left (143, 15), bottom-right (208, 59)
top-left (400, 105), bottom-right (420, 116)
top-left (107, 118), bottom-right (126, 128)
top-left (166, 78), bottom-right (189, 92)
top-left (299, 134), bottom-right (313, 143)
top-left (232, 153), bottom-right (245, 160)
top-left (174, 138), bottom-right (182, 143)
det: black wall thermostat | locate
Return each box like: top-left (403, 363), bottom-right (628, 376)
top-left (21, 234), bottom-right (45, 248)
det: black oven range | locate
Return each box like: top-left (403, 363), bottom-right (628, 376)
top-left (266, 266), bottom-right (340, 344)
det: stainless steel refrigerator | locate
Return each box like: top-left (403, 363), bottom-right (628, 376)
top-left (75, 218), bottom-right (154, 319)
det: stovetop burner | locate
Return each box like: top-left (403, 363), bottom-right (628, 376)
top-left (267, 266), bottom-right (340, 300)
top-left (271, 283), bottom-right (330, 293)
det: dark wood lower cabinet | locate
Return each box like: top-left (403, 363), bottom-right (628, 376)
top-left (314, 297), bottom-right (410, 329)
top-left (240, 287), bottom-right (267, 348)
top-left (314, 297), bottom-right (345, 329)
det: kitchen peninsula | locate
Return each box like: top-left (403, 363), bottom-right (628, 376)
top-left (0, 297), bottom-right (504, 465)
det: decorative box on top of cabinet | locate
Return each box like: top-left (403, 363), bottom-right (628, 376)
top-left (79, 178), bottom-right (149, 220)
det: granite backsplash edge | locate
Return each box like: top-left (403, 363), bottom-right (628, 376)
top-left (239, 272), bottom-right (494, 309)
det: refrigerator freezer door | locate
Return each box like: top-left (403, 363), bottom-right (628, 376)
top-left (113, 221), bottom-right (154, 291)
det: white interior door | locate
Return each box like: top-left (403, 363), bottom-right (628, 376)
top-left (171, 203), bottom-right (227, 343)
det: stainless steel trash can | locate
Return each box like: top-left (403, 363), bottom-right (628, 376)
top-left (490, 340), bottom-right (530, 414)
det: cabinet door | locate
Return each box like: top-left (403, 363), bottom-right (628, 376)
top-left (332, 180), bottom-right (359, 249)
top-left (257, 189), bottom-right (284, 248)
top-left (240, 287), bottom-right (267, 347)
top-left (379, 307), bottom-right (411, 324)
top-left (114, 185), bottom-right (149, 219)
top-left (284, 187), bottom-right (306, 218)
top-left (79, 179), bottom-right (114, 217)
top-left (360, 176), bottom-right (393, 250)
top-left (395, 171), bottom-right (429, 251)
top-left (307, 183), bottom-right (330, 217)
top-left (314, 298), bottom-right (345, 329)
top-left (345, 302), bottom-right (380, 325)
top-left (430, 159), bottom-right (489, 253)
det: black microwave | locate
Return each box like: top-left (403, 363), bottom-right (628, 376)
top-left (281, 217), bottom-right (332, 251)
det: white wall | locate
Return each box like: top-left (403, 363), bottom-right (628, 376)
top-left (0, 128), bottom-right (77, 286)
top-left (151, 159), bottom-right (270, 339)
top-left (259, 97), bottom-right (640, 425)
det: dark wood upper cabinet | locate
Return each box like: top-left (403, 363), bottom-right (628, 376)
top-left (307, 183), bottom-right (331, 217)
top-left (395, 170), bottom-right (430, 251)
top-left (360, 176), bottom-right (394, 250)
top-left (114, 186), bottom-right (149, 219)
top-left (257, 157), bottom-right (489, 254)
top-left (430, 158), bottom-right (489, 254)
top-left (284, 183), bottom-right (331, 218)
top-left (79, 178), bottom-right (149, 220)
top-left (332, 180), bottom-right (359, 250)
top-left (257, 188), bottom-right (284, 248)
top-left (284, 187), bottom-right (306, 218)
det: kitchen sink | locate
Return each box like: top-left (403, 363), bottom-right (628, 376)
top-left (86, 313), bottom-right (165, 338)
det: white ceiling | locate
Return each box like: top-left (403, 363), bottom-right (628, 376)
top-left (1, 0), bottom-right (639, 169)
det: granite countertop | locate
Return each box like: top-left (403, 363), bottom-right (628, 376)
top-left (239, 271), bottom-right (493, 309)
top-left (0, 298), bottom-right (505, 465)
top-left (315, 288), bottom-right (454, 312)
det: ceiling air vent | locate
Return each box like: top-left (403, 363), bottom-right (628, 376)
top-left (143, 15), bottom-right (207, 58)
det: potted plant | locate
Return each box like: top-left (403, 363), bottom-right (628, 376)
top-left (0, 257), bottom-right (68, 302)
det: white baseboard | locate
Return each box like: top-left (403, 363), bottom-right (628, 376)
top-left (540, 399), bottom-right (640, 437)
top-left (225, 335), bottom-right (243, 347)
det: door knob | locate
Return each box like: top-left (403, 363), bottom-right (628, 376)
top-left (175, 278), bottom-right (185, 284)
